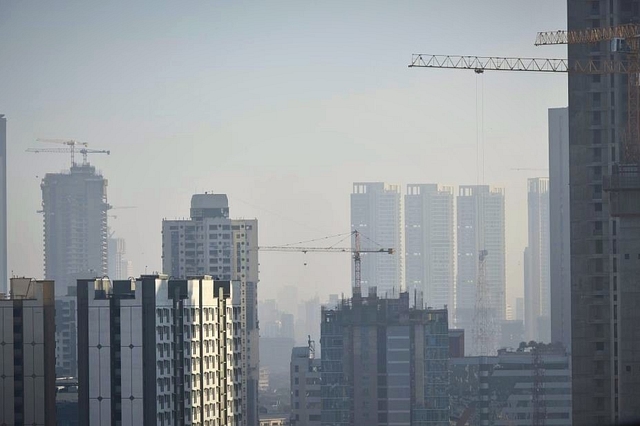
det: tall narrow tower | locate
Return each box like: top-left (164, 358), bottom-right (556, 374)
top-left (404, 184), bottom-right (454, 312)
top-left (456, 185), bottom-right (505, 355)
top-left (0, 115), bottom-right (6, 293)
top-left (525, 177), bottom-right (550, 343)
top-left (41, 164), bottom-right (108, 295)
top-left (548, 107), bottom-right (571, 351)
top-left (351, 182), bottom-right (402, 296)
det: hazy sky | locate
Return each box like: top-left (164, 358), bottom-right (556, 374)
top-left (1, 1), bottom-right (567, 308)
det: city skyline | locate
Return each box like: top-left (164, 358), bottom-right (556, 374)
top-left (1, 1), bottom-right (566, 307)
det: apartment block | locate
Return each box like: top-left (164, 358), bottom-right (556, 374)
top-left (290, 343), bottom-right (321, 426)
top-left (55, 289), bottom-right (77, 377)
top-left (456, 185), bottom-right (506, 354)
top-left (405, 184), bottom-right (454, 314)
top-left (567, 1), bottom-right (640, 423)
top-left (77, 275), bottom-right (242, 425)
top-left (162, 194), bottom-right (259, 425)
top-left (0, 278), bottom-right (56, 425)
top-left (351, 183), bottom-right (402, 296)
top-left (450, 343), bottom-right (571, 425)
top-left (524, 178), bottom-right (550, 342)
top-left (320, 290), bottom-right (449, 426)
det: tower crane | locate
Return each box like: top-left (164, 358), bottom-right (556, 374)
top-left (409, 22), bottom-right (640, 424)
top-left (535, 23), bottom-right (640, 161)
top-left (29, 139), bottom-right (110, 167)
top-left (255, 230), bottom-right (394, 296)
top-left (409, 22), bottom-right (640, 161)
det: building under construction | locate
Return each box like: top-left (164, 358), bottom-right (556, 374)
top-left (320, 288), bottom-right (449, 426)
top-left (41, 163), bottom-right (108, 295)
top-left (41, 163), bottom-right (108, 378)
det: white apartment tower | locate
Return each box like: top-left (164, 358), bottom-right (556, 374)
top-left (456, 185), bottom-right (506, 354)
top-left (404, 184), bottom-right (454, 313)
top-left (0, 115), bottom-right (6, 292)
top-left (78, 275), bottom-right (242, 425)
top-left (525, 177), bottom-right (551, 342)
top-left (548, 107), bottom-right (571, 351)
top-left (350, 182), bottom-right (402, 296)
top-left (162, 194), bottom-right (259, 426)
top-left (108, 236), bottom-right (130, 280)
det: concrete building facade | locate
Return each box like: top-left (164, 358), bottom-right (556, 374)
top-left (548, 107), bottom-right (571, 351)
top-left (290, 344), bottom-right (321, 426)
top-left (55, 289), bottom-right (77, 377)
top-left (404, 184), bottom-right (454, 314)
top-left (320, 290), bottom-right (449, 426)
top-left (567, 2), bottom-right (640, 423)
top-left (0, 115), bottom-right (6, 293)
top-left (162, 194), bottom-right (259, 426)
top-left (41, 164), bottom-right (108, 295)
top-left (41, 163), bottom-right (108, 378)
top-left (450, 344), bottom-right (571, 426)
top-left (456, 185), bottom-right (506, 354)
top-left (77, 275), bottom-right (242, 425)
top-left (524, 178), bottom-right (550, 343)
top-left (350, 182), bottom-right (402, 296)
top-left (0, 278), bottom-right (56, 425)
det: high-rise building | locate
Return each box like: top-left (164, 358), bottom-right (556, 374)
top-left (456, 185), bottom-right (506, 354)
top-left (77, 275), bottom-right (242, 425)
top-left (568, 2), bottom-right (640, 423)
top-left (108, 236), bottom-right (129, 280)
top-left (55, 289), bottom-right (77, 377)
top-left (351, 182), bottom-right (402, 296)
top-left (450, 343), bottom-right (571, 425)
top-left (41, 163), bottom-right (108, 378)
top-left (0, 115), bottom-right (6, 292)
top-left (295, 297), bottom-right (320, 347)
top-left (0, 278), bottom-right (56, 425)
top-left (548, 107), bottom-right (571, 351)
top-left (320, 290), bottom-right (449, 426)
top-left (404, 184), bottom-right (454, 314)
top-left (515, 297), bottom-right (524, 322)
top-left (290, 342), bottom-right (321, 426)
top-left (41, 164), bottom-right (108, 295)
top-left (162, 194), bottom-right (259, 426)
top-left (524, 177), bottom-right (550, 342)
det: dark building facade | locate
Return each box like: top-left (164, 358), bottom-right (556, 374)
top-left (320, 289), bottom-right (449, 426)
top-left (568, 1), bottom-right (640, 423)
top-left (0, 278), bottom-right (56, 425)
